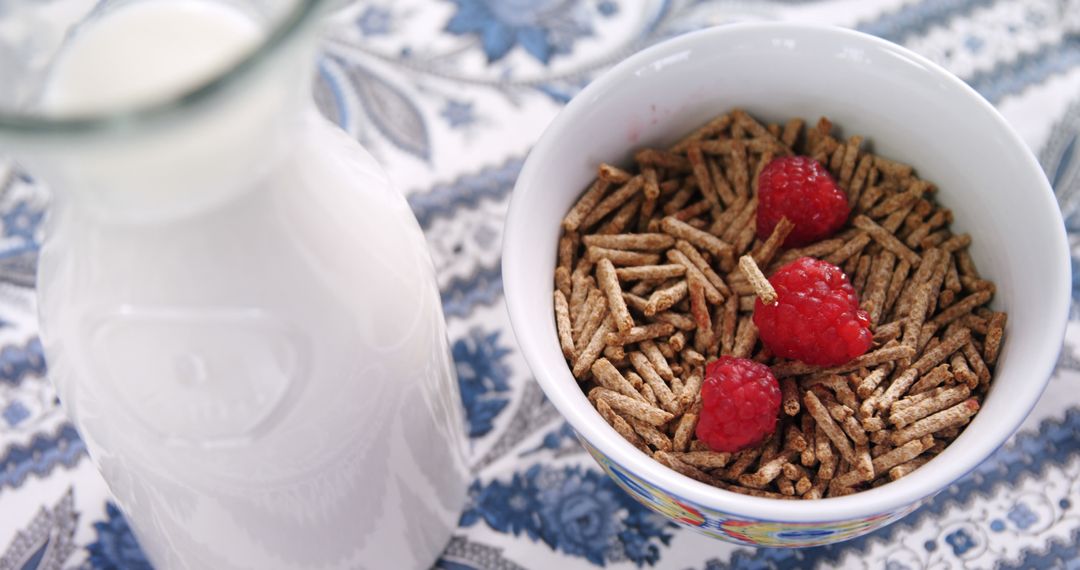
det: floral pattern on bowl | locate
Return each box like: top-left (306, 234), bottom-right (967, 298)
top-left (579, 436), bottom-right (923, 547)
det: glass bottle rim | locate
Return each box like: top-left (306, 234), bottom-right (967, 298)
top-left (0, 0), bottom-right (325, 139)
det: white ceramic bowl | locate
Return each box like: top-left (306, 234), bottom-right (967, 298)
top-left (502, 23), bottom-right (1070, 547)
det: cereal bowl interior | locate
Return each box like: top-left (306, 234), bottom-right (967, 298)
top-left (502, 23), bottom-right (1070, 547)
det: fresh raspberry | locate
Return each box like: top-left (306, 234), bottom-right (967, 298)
top-left (757, 156), bottom-right (849, 247)
top-left (753, 257), bottom-right (872, 367)
top-left (696, 356), bottom-right (781, 453)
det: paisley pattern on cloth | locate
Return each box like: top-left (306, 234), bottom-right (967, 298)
top-left (3, 0), bottom-right (1080, 568)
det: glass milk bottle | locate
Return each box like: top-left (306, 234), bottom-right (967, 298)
top-left (0, 0), bottom-right (469, 568)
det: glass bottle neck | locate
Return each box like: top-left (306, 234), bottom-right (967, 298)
top-left (0, 0), bottom-right (326, 224)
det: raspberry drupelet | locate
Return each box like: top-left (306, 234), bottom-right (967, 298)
top-left (757, 156), bottom-right (849, 247)
top-left (753, 257), bottom-right (873, 367)
top-left (696, 356), bottom-right (781, 453)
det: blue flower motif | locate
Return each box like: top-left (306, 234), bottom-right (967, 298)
top-left (945, 528), bottom-right (975, 556)
top-left (444, 0), bottom-right (593, 64)
top-left (357, 6), bottom-right (391, 36)
top-left (1, 201), bottom-right (43, 242)
top-left (1, 400), bottom-right (28, 427)
top-left (1008, 502), bottom-right (1039, 530)
top-left (619, 508), bottom-right (672, 565)
top-left (535, 466), bottom-right (620, 564)
top-left (441, 99), bottom-right (476, 129)
top-left (453, 328), bottom-right (512, 437)
top-left (597, 1), bottom-right (617, 16)
top-left (460, 464), bottom-right (675, 565)
top-left (85, 503), bottom-right (152, 570)
top-left (460, 472), bottom-right (544, 541)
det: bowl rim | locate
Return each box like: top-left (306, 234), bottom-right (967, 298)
top-left (502, 21), bottom-right (1071, 523)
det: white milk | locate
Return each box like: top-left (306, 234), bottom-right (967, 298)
top-left (34, 2), bottom-right (469, 569)
top-left (41, 0), bottom-right (262, 115)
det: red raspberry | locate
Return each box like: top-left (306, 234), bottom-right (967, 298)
top-left (696, 356), bottom-right (781, 453)
top-left (757, 156), bottom-right (849, 247)
top-left (753, 257), bottom-right (872, 367)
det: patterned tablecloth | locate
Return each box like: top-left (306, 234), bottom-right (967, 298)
top-left (3, 0), bottom-right (1080, 568)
